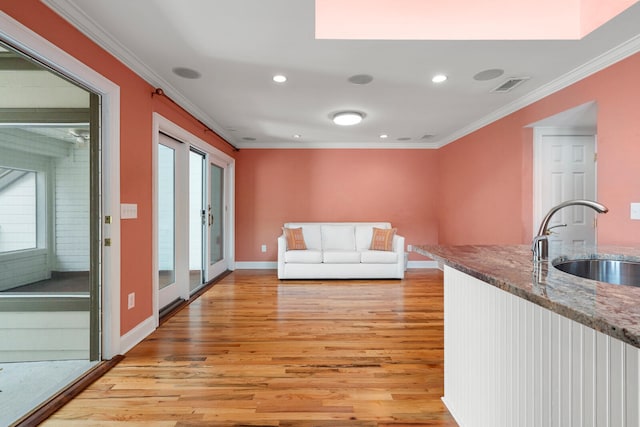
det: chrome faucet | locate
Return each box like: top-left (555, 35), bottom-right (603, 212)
top-left (532, 199), bottom-right (608, 261)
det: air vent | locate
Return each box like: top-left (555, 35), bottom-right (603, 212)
top-left (491, 76), bottom-right (530, 93)
top-left (421, 134), bottom-right (435, 140)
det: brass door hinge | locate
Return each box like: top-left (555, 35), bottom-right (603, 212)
top-left (105, 238), bottom-right (112, 247)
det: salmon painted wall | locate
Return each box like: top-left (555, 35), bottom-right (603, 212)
top-left (236, 149), bottom-right (440, 261)
top-left (3, 1), bottom-right (236, 335)
top-left (438, 51), bottom-right (640, 246)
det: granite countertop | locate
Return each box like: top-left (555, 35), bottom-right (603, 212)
top-left (414, 244), bottom-right (640, 348)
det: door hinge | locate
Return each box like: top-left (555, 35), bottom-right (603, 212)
top-left (105, 238), bottom-right (112, 247)
top-left (105, 215), bottom-right (112, 224)
top-left (594, 152), bottom-right (598, 162)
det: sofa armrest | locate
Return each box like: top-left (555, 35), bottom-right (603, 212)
top-left (277, 234), bottom-right (287, 278)
top-left (393, 234), bottom-right (405, 253)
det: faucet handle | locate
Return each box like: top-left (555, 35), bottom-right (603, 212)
top-left (546, 223), bottom-right (567, 234)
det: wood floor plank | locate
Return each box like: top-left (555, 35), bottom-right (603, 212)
top-left (43, 269), bottom-right (457, 426)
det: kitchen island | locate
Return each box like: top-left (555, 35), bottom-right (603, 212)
top-left (415, 244), bottom-right (640, 427)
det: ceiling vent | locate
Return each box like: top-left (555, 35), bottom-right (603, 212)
top-left (491, 76), bottom-right (530, 93)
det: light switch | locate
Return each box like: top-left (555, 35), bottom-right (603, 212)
top-left (121, 203), bottom-right (138, 219)
top-left (631, 203), bottom-right (640, 220)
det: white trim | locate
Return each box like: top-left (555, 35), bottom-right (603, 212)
top-left (44, 0), bottom-right (640, 150)
top-left (152, 113), bottom-right (236, 326)
top-left (532, 127), bottom-right (597, 238)
top-left (407, 260), bottom-right (439, 269)
top-left (43, 0), bottom-right (235, 147)
top-left (235, 141), bottom-right (440, 150)
top-left (235, 261), bottom-right (438, 270)
top-left (435, 34), bottom-right (640, 148)
top-left (235, 262), bottom-right (278, 270)
top-left (0, 11), bottom-right (121, 359)
top-left (118, 315), bottom-right (155, 355)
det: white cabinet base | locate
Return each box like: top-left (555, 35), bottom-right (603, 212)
top-left (444, 266), bottom-right (640, 427)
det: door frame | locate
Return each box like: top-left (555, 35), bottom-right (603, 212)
top-left (0, 11), bottom-right (121, 358)
top-left (533, 126), bottom-right (597, 238)
top-left (152, 113), bottom-right (235, 326)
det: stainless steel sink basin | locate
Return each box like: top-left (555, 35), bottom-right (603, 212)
top-left (553, 258), bottom-right (640, 287)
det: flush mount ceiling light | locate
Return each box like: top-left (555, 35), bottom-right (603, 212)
top-left (379, 134), bottom-right (388, 139)
top-left (332, 111), bottom-right (364, 126)
top-left (273, 74), bottom-right (287, 83)
top-left (432, 74), bottom-right (447, 83)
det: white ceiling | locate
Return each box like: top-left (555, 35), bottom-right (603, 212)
top-left (43, 0), bottom-right (640, 149)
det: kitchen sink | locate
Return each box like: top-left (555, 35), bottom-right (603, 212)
top-left (553, 258), bottom-right (640, 287)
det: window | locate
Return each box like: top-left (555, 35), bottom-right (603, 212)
top-left (0, 167), bottom-right (37, 253)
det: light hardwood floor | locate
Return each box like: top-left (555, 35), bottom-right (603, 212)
top-left (43, 269), bottom-right (457, 426)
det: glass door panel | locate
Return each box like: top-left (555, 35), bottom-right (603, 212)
top-left (157, 143), bottom-right (175, 290)
top-left (208, 162), bottom-right (225, 277)
top-left (157, 135), bottom-right (183, 309)
top-left (189, 149), bottom-right (205, 293)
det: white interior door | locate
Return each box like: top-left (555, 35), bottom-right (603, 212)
top-left (535, 130), bottom-right (597, 252)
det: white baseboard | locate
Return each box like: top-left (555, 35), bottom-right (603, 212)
top-left (235, 261), bottom-right (278, 269)
top-left (235, 261), bottom-right (439, 270)
top-left (119, 315), bottom-right (155, 355)
top-left (407, 260), bottom-right (440, 269)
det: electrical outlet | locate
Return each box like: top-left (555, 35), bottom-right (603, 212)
top-left (128, 292), bottom-right (135, 309)
top-left (631, 203), bottom-right (640, 220)
top-left (407, 244), bottom-right (413, 252)
top-left (261, 244), bottom-right (267, 253)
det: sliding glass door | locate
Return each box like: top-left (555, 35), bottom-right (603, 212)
top-left (155, 124), bottom-right (231, 315)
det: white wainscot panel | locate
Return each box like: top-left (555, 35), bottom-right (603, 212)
top-left (443, 266), bottom-right (640, 427)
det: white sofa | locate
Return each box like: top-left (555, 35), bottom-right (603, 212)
top-left (277, 222), bottom-right (405, 279)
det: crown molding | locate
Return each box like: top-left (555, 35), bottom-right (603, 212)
top-left (41, 1), bottom-right (640, 151)
top-left (234, 140), bottom-right (440, 149)
top-left (435, 32), bottom-right (640, 149)
top-left (42, 0), bottom-right (235, 146)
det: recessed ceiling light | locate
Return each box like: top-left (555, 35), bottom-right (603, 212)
top-left (172, 67), bottom-right (201, 79)
top-left (397, 137), bottom-right (412, 141)
top-left (293, 134), bottom-right (301, 139)
top-left (432, 74), bottom-right (447, 83)
top-left (273, 74), bottom-right (287, 83)
top-left (242, 137), bottom-right (256, 141)
top-left (332, 111), bottom-right (364, 126)
top-left (379, 134), bottom-right (388, 139)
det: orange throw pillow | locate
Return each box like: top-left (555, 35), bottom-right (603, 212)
top-left (283, 227), bottom-right (307, 250)
top-left (370, 227), bottom-right (396, 251)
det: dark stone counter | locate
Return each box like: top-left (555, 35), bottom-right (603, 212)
top-left (414, 244), bottom-right (640, 348)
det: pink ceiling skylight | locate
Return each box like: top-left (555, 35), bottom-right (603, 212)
top-left (315, 0), bottom-right (639, 40)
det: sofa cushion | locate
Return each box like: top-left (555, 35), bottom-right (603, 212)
top-left (282, 227), bottom-right (307, 250)
top-left (370, 227), bottom-right (397, 251)
top-left (323, 250), bottom-right (361, 264)
top-left (284, 250), bottom-right (323, 264)
top-left (361, 250), bottom-right (399, 264)
top-left (285, 224), bottom-right (322, 250)
top-left (321, 225), bottom-right (356, 251)
top-left (355, 223), bottom-right (390, 250)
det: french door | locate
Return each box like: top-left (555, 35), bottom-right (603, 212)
top-left (156, 128), bottom-right (231, 312)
